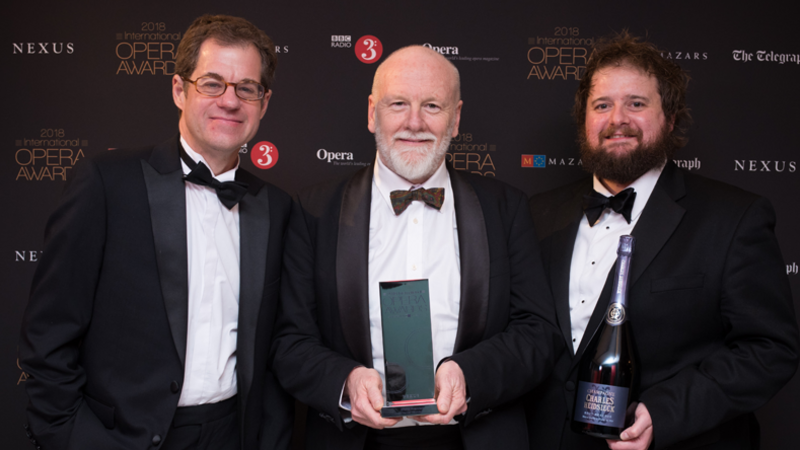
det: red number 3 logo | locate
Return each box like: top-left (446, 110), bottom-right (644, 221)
top-left (356, 35), bottom-right (383, 64)
top-left (251, 141), bottom-right (278, 169)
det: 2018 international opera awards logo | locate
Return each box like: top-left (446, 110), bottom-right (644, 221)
top-left (115, 21), bottom-right (288, 75)
top-left (527, 27), bottom-right (594, 81)
top-left (14, 128), bottom-right (86, 181)
top-left (446, 131), bottom-right (497, 177)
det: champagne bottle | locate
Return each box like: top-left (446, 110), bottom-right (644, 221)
top-left (571, 235), bottom-right (638, 439)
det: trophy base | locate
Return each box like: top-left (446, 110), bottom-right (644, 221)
top-left (381, 399), bottom-right (440, 418)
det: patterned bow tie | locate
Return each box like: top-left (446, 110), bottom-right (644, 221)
top-left (179, 146), bottom-right (248, 210)
top-left (389, 188), bottom-right (445, 215)
top-left (582, 187), bottom-right (637, 226)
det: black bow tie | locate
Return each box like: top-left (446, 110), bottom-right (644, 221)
top-left (179, 146), bottom-right (248, 210)
top-left (582, 188), bottom-right (637, 226)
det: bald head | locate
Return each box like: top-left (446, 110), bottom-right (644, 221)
top-left (371, 45), bottom-right (461, 103)
top-left (367, 45), bottom-right (463, 185)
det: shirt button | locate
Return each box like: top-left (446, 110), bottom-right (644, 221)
top-left (152, 435), bottom-right (162, 446)
top-left (411, 265), bottom-right (417, 271)
top-left (591, 261), bottom-right (595, 265)
top-left (413, 218), bottom-right (419, 224)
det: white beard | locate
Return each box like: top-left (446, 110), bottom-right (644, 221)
top-left (375, 123), bottom-right (453, 184)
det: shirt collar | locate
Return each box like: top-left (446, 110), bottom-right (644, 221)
top-left (373, 153), bottom-right (451, 213)
top-left (592, 162), bottom-right (665, 222)
top-left (179, 135), bottom-right (239, 182)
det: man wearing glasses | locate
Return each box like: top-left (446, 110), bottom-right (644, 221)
top-left (19, 14), bottom-right (293, 450)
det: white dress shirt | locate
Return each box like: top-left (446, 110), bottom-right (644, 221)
top-left (177, 136), bottom-right (240, 406)
top-left (366, 155), bottom-right (461, 427)
top-left (568, 164), bottom-right (664, 353)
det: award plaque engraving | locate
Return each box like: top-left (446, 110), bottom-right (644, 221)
top-left (379, 279), bottom-right (440, 418)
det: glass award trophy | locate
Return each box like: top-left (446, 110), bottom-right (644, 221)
top-left (379, 279), bottom-right (440, 417)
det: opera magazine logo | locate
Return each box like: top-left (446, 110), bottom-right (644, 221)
top-left (316, 149), bottom-right (370, 167)
top-left (15, 129), bottom-right (86, 181)
top-left (251, 141), bottom-right (279, 169)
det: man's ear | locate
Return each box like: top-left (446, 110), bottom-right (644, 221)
top-left (172, 74), bottom-right (186, 111)
top-left (367, 95), bottom-right (377, 133)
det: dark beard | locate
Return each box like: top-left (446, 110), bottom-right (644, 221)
top-left (579, 125), bottom-right (677, 185)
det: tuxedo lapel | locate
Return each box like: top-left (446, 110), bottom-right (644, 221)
top-left (141, 137), bottom-right (188, 366)
top-left (336, 166), bottom-right (374, 366)
top-left (547, 182), bottom-right (589, 356)
top-left (236, 172), bottom-right (269, 403)
top-left (449, 167), bottom-right (490, 353)
top-left (629, 163), bottom-right (686, 285)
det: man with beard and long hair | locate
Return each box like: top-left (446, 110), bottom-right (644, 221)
top-left (525, 32), bottom-right (798, 450)
top-left (271, 45), bottom-right (561, 450)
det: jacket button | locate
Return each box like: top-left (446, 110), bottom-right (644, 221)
top-left (152, 434), bottom-right (162, 445)
top-left (565, 381), bottom-right (575, 391)
top-left (170, 381), bottom-right (180, 393)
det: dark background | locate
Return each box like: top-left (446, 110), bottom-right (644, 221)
top-left (3, 0), bottom-right (798, 447)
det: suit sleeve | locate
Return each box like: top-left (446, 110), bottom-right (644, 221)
top-left (642, 197), bottom-right (800, 448)
top-left (270, 196), bottom-right (362, 430)
top-left (18, 157), bottom-right (107, 447)
top-left (449, 190), bottom-right (564, 424)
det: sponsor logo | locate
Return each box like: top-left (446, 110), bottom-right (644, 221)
top-left (15, 250), bottom-right (43, 262)
top-left (673, 158), bottom-right (701, 170)
top-left (423, 43), bottom-right (459, 55)
top-left (239, 143), bottom-right (248, 154)
top-left (251, 141), bottom-right (279, 169)
top-left (521, 155), bottom-right (547, 168)
top-left (446, 132), bottom-right (497, 177)
top-left (331, 35), bottom-right (352, 48)
top-left (14, 129), bottom-right (86, 181)
top-left (733, 50), bottom-right (800, 65)
top-left (355, 35), bottom-right (383, 64)
top-left (275, 44), bottom-right (289, 54)
top-left (521, 154), bottom-right (583, 168)
top-left (660, 51), bottom-right (708, 61)
top-left (788, 262), bottom-right (798, 275)
top-left (423, 42), bottom-right (500, 63)
top-left (115, 21), bottom-right (180, 75)
top-left (527, 27), bottom-right (594, 80)
top-left (12, 42), bottom-right (74, 55)
top-left (733, 160), bottom-right (796, 172)
top-left (316, 149), bottom-right (370, 167)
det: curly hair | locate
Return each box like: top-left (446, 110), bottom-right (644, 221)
top-left (574, 30), bottom-right (691, 149)
top-left (175, 14), bottom-right (277, 92)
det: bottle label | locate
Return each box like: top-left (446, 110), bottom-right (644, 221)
top-left (605, 302), bottom-right (626, 325)
top-left (573, 381), bottom-right (629, 427)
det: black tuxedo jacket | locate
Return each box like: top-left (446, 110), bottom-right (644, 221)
top-left (525, 162), bottom-right (799, 450)
top-left (19, 136), bottom-right (293, 450)
top-left (271, 164), bottom-right (561, 450)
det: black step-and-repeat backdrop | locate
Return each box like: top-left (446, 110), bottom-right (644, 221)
top-left (3, 0), bottom-right (798, 448)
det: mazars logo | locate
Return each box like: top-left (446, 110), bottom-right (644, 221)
top-left (317, 149), bottom-right (353, 163)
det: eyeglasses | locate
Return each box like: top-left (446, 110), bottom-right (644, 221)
top-left (182, 76), bottom-right (266, 101)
